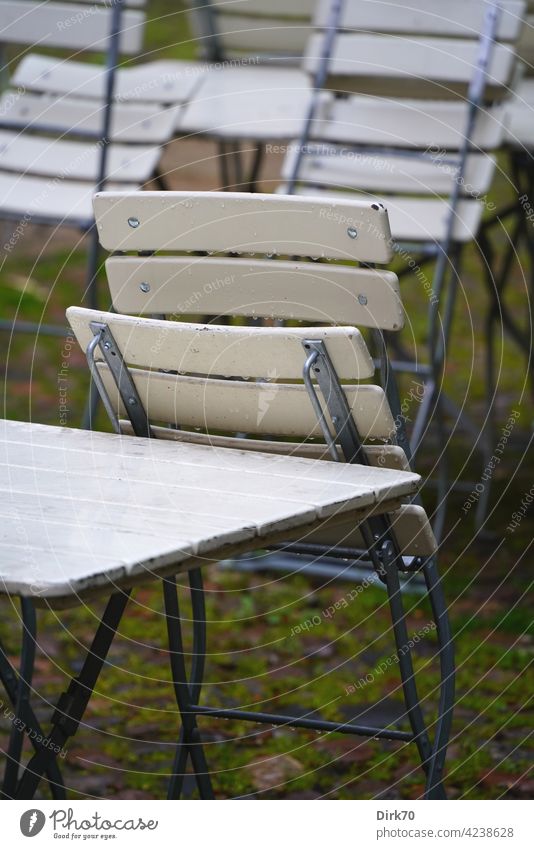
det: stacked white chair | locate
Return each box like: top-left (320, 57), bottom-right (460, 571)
top-left (54, 189), bottom-right (454, 800)
top-left (0, 0), bottom-right (180, 338)
top-left (278, 0), bottom-right (527, 536)
top-left (10, 0), bottom-right (317, 189)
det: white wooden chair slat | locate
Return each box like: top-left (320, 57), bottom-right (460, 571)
top-left (1, 420), bottom-right (420, 602)
top-left (77, 0), bottom-right (146, 6)
top-left (281, 144), bottom-right (497, 196)
top-left (506, 76), bottom-right (534, 144)
top-left (306, 503), bottom-right (437, 556)
top-left (0, 92), bottom-right (180, 144)
top-left (118, 421), bottom-right (412, 470)
top-left (93, 191), bottom-right (394, 262)
top-left (304, 34), bottom-right (516, 93)
top-left (314, 0), bottom-right (525, 42)
top-left (0, 131), bottom-right (159, 184)
top-left (288, 187), bottom-right (483, 243)
top-left (0, 172), bottom-right (138, 226)
top-left (0, 1), bottom-right (144, 53)
top-left (67, 307), bottom-right (376, 380)
top-left (104, 255), bottom-right (405, 331)
top-left (310, 94), bottom-right (507, 151)
top-left (95, 365), bottom-right (396, 441)
top-left (208, 0), bottom-right (314, 17)
top-left (175, 66), bottom-right (311, 139)
top-left (12, 55), bottom-right (206, 105)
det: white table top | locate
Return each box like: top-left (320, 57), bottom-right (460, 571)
top-left (0, 420), bottom-right (420, 605)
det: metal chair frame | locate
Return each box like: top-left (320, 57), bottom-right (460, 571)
top-left (283, 0), bottom-right (507, 539)
top-left (81, 313), bottom-right (452, 800)
top-left (0, 0), bottom-right (143, 340)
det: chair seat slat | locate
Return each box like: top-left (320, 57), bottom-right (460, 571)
top-left (0, 92), bottom-right (179, 144)
top-left (281, 144), bottom-right (496, 196)
top-left (12, 55), bottom-right (204, 105)
top-left (0, 131), bottom-right (159, 184)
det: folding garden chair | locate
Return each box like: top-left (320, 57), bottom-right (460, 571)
top-left (467, 6), bottom-right (534, 526)
top-left (10, 0), bottom-right (316, 191)
top-left (0, 0), bottom-right (179, 340)
top-left (15, 188), bottom-right (456, 801)
top-left (175, 0), bottom-right (316, 189)
top-left (278, 0), bottom-right (526, 538)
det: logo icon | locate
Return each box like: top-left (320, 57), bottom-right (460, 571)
top-left (20, 810), bottom-right (46, 837)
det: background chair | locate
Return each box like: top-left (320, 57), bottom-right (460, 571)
top-left (10, 0), bottom-right (317, 190)
top-left (278, 0), bottom-right (526, 537)
top-left (476, 4), bottom-right (534, 517)
top-left (0, 0), bottom-right (180, 342)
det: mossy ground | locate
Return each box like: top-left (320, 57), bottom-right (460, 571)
top-left (0, 2), bottom-right (532, 799)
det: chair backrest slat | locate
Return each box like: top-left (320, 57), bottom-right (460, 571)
top-left (281, 146), bottom-right (496, 196)
top-left (93, 191), bottom-right (394, 262)
top-left (94, 364), bottom-right (396, 441)
top-left (304, 33), bottom-right (516, 96)
top-left (0, 0), bottom-right (144, 53)
top-left (310, 94), bottom-right (508, 151)
top-left (67, 308), bottom-right (376, 380)
top-left (314, 0), bottom-right (525, 42)
top-left (105, 256), bottom-right (404, 330)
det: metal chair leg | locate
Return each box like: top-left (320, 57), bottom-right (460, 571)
top-left (1, 599), bottom-right (37, 798)
top-left (163, 574), bottom-right (214, 800)
top-left (14, 590), bottom-right (130, 799)
top-left (382, 547), bottom-right (439, 797)
top-left (0, 605), bottom-right (66, 800)
top-left (422, 557), bottom-right (455, 798)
